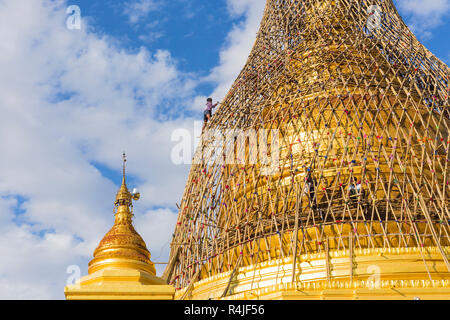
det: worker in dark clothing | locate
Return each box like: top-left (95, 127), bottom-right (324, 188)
top-left (305, 174), bottom-right (318, 210)
top-left (349, 177), bottom-right (365, 200)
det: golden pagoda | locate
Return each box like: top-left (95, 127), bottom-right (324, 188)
top-left (164, 0), bottom-right (450, 300)
top-left (65, 154), bottom-right (175, 300)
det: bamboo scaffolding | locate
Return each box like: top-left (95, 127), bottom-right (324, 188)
top-left (165, 0), bottom-right (450, 290)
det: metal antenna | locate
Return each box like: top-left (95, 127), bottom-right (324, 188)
top-left (122, 151), bottom-right (127, 182)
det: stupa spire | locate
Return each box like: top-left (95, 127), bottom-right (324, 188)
top-left (122, 151), bottom-right (127, 185)
top-left (88, 154), bottom-right (155, 275)
top-left (65, 154), bottom-right (175, 300)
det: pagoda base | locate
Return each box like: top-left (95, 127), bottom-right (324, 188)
top-left (65, 268), bottom-right (175, 300)
top-left (175, 246), bottom-right (450, 300)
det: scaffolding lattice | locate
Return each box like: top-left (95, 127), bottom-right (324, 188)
top-left (164, 0), bottom-right (450, 290)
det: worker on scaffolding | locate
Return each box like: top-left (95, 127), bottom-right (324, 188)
top-left (349, 177), bottom-right (367, 216)
top-left (203, 98), bottom-right (219, 130)
top-left (349, 176), bottom-right (365, 200)
top-left (305, 173), bottom-right (318, 211)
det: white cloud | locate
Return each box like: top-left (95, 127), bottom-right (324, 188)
top-left (124, 0), bottom-right (160, 24)
top-left (0, 197), bottom-right (88, 299)
top-left (397, 0), bottom-right (450, 17)
top-left (207, 0), bottom-right (265, 101)
top-left (134, 208), bottom-right (178, 275)
top-left (138, 31), bottom-right (164, 43)
top-left (396, 0), bottom-right (450, 37)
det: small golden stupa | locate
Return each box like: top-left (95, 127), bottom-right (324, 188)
top-left (65, 154), bottom-right (175, 300)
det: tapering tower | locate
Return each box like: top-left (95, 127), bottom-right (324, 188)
top-left (165, 0), bottom-right (450, 300)
top-left (65, 154), bottom-right (175, 300)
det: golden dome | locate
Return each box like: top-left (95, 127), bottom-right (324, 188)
top-left (88, 154), bottom-right (156, 276)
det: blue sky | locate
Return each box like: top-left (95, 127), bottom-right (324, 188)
top-left (69, 0), bottom-right (450, 68)
top-left (0, 0), bottom-right (448, 300)
top-left (67, 0), bottom-right (246, 107)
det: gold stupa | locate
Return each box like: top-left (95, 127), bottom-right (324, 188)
top-left (88, 169), bottom-right (156, 276)
top-left (65, 154), bottom-right (174, 300)
top-left (165, 0), bottom-right (450, 300)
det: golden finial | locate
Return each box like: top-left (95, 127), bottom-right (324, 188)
top-left (88, 153), bottom-right (154, 276)
top-left (122, 151), bottom-right (127, 184)
top-left (116, 152), bottom-right (132, 208)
